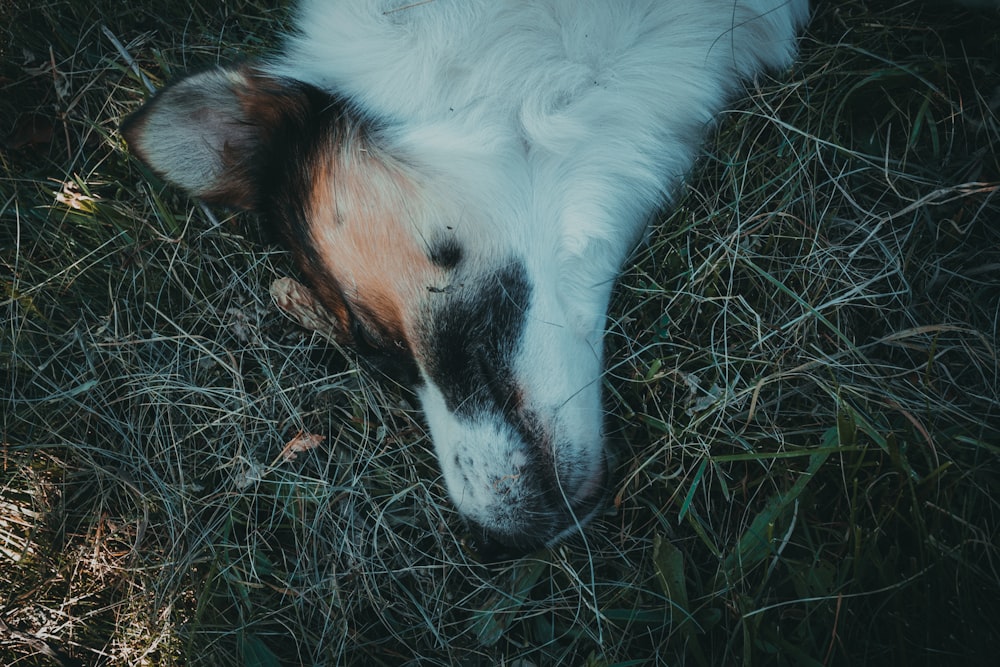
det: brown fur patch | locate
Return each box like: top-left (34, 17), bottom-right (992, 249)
top-left (307, 133), bottom-right (443, 354)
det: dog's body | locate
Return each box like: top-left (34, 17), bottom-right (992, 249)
top-left (122, 0), bottom-right (808, 560)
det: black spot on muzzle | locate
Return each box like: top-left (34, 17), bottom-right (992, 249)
top-left (422, 260), bottom-right (531, 416)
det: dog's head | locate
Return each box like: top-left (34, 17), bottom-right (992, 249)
top-left (122, 66), bottom-right (610, 560)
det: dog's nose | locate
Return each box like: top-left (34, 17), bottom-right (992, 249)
top-left (460, 454), bottom-right (610, 563)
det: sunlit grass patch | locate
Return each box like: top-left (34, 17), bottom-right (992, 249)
top-left (2, 0), bottom-right (999, 665)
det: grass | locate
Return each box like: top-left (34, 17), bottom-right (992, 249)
top-left (2, 0), bottom-right (999, 664)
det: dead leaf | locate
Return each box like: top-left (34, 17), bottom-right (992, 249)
top-left (270, 276), bottom-right (346, 342)
top-left (279, 431), bottom-right (325, 462)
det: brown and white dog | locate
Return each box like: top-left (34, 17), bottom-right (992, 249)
top-left (122, 0), bottom-right (808, 560)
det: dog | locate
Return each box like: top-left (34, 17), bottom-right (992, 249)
top-left (122, 0), bottom-right (808, 561)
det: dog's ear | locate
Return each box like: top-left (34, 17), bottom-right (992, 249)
top-left (121, 65), bottom-right (312, 210)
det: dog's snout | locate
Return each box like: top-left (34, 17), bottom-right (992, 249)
top-left (458, 452), bottom-right (610, 563)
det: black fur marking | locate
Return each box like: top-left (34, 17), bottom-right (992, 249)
top-left (428, 237), bottom-right (463, 270)
top-left (423, 260), bottom-right (530, 417)
top-left (348, 304), bottom-right (421, 386)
